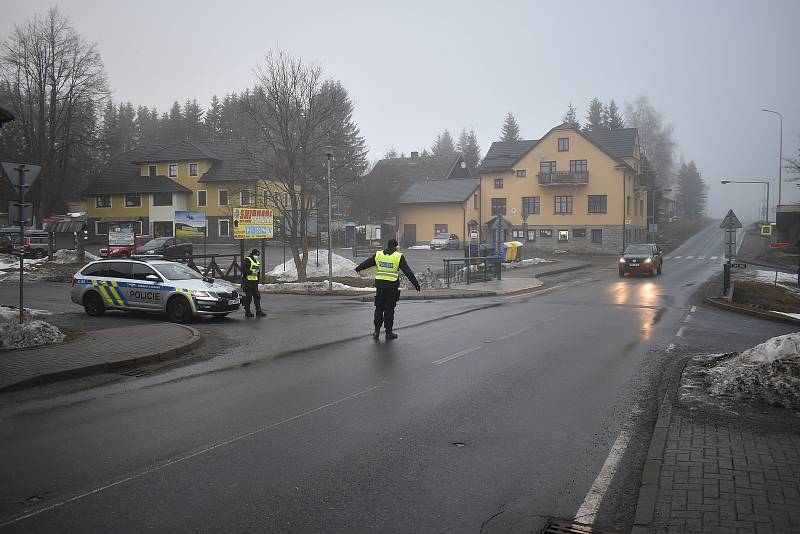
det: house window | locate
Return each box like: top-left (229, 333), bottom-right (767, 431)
top-left (640, 199), bottom-right (645, 217)
top-left (522, 196), bottom-right (540, 215)
top-left (148, 165), bottom-right (157, 178)
top-left (570, 160), bottom-right (588, 173)
top-left (96, 195), bottom-right (112, 208)
top-left (573, 228), bottom-right (587, 238)
top-left (263, 189), bottom-right (270, 207)
top-left (540, 161), bottom-right (556, 174)
top-left (558, 138), bottom-right (569, 152)
top-left (152, 192), bottom-right (173, 206)
top-left (491, 198), bottom-right (506, 216)
top-left (515, 169), bottom-right (527, 177)
top-left (284, 192), bottom-right (290, 207)
top-left (241, 190), bottom-right (252, 206)
top-left (591, 229), bottom-right (603, 243)
top-left (511, 229), bottom-right (524, 239)
top-left (627, 196), bottom-right (632, 215)
top-left (473, 194), bottom-right (478, 210)
top-left (124, 194), bottom-right (141, 208)
top-left (588, 195), bottom-right (608, 213)
top-left (95, 221), bottom-right (109, 235)
top-left (527, 229), bottom-right (536, 241)
top-left (494, 178), bottom-right (503, 189)
top-left (555, 195), bottom-right (573, 214)
top-left (189, 163), bottom-right (199, 177)
top-left (197, 190), bottom-right (207, 207)
top-left (218, 219), bottom-right (230, 237)
top-left (168, 164), bottom-right (178, 178)
top-left (558, 230), bottom-right (569, 242)
top-left (434, 224), bottom-right (448, 234)
top-left (539, 229), bottom-right (553, 238)
top-left (218, 189), bottom-right (228, 206)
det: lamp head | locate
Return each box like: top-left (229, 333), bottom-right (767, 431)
top-left (721, 180), bottom-right (730, 184)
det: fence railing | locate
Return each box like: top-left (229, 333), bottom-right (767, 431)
top-left (183, 254), bottom-right (243, 283)
top-left (442, 256), bottom-right (502, 287)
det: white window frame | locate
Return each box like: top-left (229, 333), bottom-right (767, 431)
top-left (96, 195), bottom-right (112, 208)
top-left (218, 189), bottom-right (228, 206)
top-left (148, 164), bottom-right (157, 177)
top-left (95, 221), bottom-right (109, 235)
top-left (189, 162), bottom-right (199, 177)
top-left (218, 219), bottom-right (230, 237)
top-left (124, 193), bottom-right (141, 208)
top-left (515, 169), bottom-right (527, 177)
top-left (168, 163), bottom-right (178, 178)
top-left (241, 190), bottom-right (252, 206)
top-left (197, 190), bottom-right (207, 207)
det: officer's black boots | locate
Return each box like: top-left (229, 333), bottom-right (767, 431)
top-left (372, 329), bottom-right (380, 340)
top-left (245, 311), bottom-right (254, 318)
top-left (256, 311), bottom-right (266, 317)
top-left (385, 331), bottom-right (398, 340)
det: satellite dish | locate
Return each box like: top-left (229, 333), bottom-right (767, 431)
top-left (511, 207), bottom-right (517, 214)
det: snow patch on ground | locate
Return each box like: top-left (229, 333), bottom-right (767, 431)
top-left (259, 281), bottom-right (375, 293)
top-left (703, 332), bottom-right (800, 409)
top-left (501, 258), bottom-right (554, 269)
top-left (267, 250), bottom-right (359, 282)
top-left (52, 249), bottom-right (100, 264)
top-left (0, 254), bottom-right (45, 270)
top-left (0, 306), bottom-right (64, 350)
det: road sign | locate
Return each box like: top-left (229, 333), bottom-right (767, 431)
top-left (732, 263), bottom-right (747, 269)
top-left (8, 201), bottom-right (32, 226)
top-left (760, 224), bottom-right (773, 236)
top-left (719, 209), bottom-right (742, 229)
top-left (175, 210), bottom-right (207, 238)
top-left (470, 230), bottom-right (478, 240)
top-left (1, 162), bottom-right (41, 187)
top-left (233, 208), bottom-right (273, 240)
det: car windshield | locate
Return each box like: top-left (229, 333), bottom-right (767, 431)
top-left (624, 245), bottom-right (653, 255)
top-left (433, 235), bottom-right (449, 240)
top-left (141, 238), bottom-right (170, 250)
top-left (154, 263), bottom-right (203, 280)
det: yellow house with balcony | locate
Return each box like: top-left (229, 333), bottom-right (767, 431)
top-left (478, 123), bottom-right (646, 253)
top-left (83, 140), bottom-right (287, 243)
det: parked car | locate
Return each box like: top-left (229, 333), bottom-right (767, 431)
top-left (99, 235), bottom-right (151, 259)
top-left (430, 233), bottom-right (460, 250)
top-left (5, 230), bottom-right (50, 258)
top-left (0, 232), bottom-right (14, 254)
top-left (134, 237), bottom-right (193, 259)
top-left (619, 243), bottom-right (663, 277)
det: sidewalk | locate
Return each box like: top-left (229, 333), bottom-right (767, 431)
top-left (0, 323), bottom-right (201, 391)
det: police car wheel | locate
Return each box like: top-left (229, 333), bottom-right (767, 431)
top-left (167, 296), bottom-right (191, 323)
top-left (83, 292), bottom-right (105, 316)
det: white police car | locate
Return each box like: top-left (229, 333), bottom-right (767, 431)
top-left (71, 259), bottom-right (240, 322)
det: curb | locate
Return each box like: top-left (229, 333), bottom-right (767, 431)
top-left (530, 263), bottom-right (592, 277)
top-left (354, 290), bottom-right (497, 302)
top-left (703, 296), bottom-right (800, 325)
top-left (631, 355), bottom-right (690, 533)
top-left (1, 324), bottom-right (202, 392)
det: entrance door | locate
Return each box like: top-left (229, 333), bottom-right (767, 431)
top-left (403, 224), bottom-right (416, 247)
top-left (153, 221), bottom-right (174, 238)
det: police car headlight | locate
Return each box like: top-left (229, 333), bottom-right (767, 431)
top-left (192, 290), bottom-right (215, 298)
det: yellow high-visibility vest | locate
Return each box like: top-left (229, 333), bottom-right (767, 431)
top-left (247, 257), bottom-right (261, 281)
top-left (375, 250), bottom-right (402, 282)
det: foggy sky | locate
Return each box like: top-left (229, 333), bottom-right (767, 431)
top-left (3, 0), bottom-right (798, 221)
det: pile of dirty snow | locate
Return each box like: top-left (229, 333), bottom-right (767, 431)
top-left (704, 333), bottom-right (800, 409)
top-left (267, 250), bottom-right (358, 282)
top-left (52, 249), bottom-right (100, 264)
top-left (259, 281), bottom-right (375, 293)
top-left (502, 258), bottom-right (554, 269)
top-left (400, 268), bottom-right (444, 290)
top-left (0, 254), bottom-right (45, 271)
top-left (0, 306), bottom-right (64, 350)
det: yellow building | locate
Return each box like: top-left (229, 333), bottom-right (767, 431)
top-left (478, 123), bottom-right (647, 253)
top-left (397, 179), bottom-right (480, 246)
top-left (83, 140), bottom-right (285, 243)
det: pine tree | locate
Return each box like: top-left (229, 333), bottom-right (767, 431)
top-left (431, 129), bottom-right (456, 156)
top-left (606, 99), bottom-right (625, 130)
top-left (583, 97), bottom-right (606, 132)
top-left (99, 101), bottom-right (119, 166)
top-left (134, 106), bottom-right (157, 145)
top-left (220, 93), bottom-right (239, 139)
top-left (676, 160), bottom-right (707, 220)
top-left (384, 148), bottom-right (398, 159)
top-left (457, 128), bottom-right (481, 170)
top-left (183, 98), bottom-right (204, 140)
top-left (563, 102), bottom-right (580, 129)
top-left (204, 95), bottom-right (222, 140)
top-left (117, 102), bottom-right (136, 152)
top-left (162, 101), bottom-right (184, 142)
top-left (499, 112), bottom-right (521, 142)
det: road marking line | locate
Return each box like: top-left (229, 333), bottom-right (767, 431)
top-left (664, 256), bottom-right (673, 260)
top-left (685, 256), bottom-right (694, 259)
top-left (574, 420), bottom-right (636, 524)
top-left (667, 343), bottom-right (676, 352)
top-left (676, 326), bottom-right (686, 337)
top-left (496, 326), bottom-right (532, 341)
top-left (698, 256), bottom-right (706, 260)
top-left (432, 345), bottom-right (482, 365)
top-left (690, 306), bottom-right (697, 313)
top-left (673, 256), bottom-right (683, 259)
top-left (0, 384), bottom-right (382, 528)
top-left (710, 256), bottom-right (718, 260)
top-left (684, 315), bottom-right (692, 323)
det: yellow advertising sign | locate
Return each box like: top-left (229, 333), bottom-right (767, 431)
top-left (233, 208), bottom-right (274, 240)
top-left (760, 224), bottom-right (772, 236)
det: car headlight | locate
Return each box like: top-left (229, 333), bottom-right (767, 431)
top-left (619, 258), bottom-right (626, 263)
top-left (192, 290), bottom-right (216, 298)
top-left (644, 258), bottom-right (652, 263)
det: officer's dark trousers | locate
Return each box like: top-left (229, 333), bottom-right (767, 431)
top-left (374, 286), bottom-right (400, 332)
top-left (243, 281), bottom-right (262, 313)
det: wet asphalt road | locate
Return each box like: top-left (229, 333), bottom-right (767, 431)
top-left (1, 225), bottom-right (791, 533)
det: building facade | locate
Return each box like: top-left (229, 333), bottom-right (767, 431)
top-left (396, 179), bottom-right (480, 246)
top-left (478, 123), bottom-right (647, 253)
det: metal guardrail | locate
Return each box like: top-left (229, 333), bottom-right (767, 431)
top-left (442, 256), bottom-right (502, 287)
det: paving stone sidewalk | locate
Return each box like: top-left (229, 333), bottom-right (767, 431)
top-left (0, 323), bottom-right (201, 391)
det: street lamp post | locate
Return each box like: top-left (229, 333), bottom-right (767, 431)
top-left (761, 109), bottom-right (783, 208)
top-left (649, 187), bottom-right (672, 242)
top-left (325, 148), bottom-right (333, 291)
top-left (720, 180), bottom-right (770, 222)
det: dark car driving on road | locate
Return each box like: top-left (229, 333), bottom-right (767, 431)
top-left (619, 243), bottom-right (663, 277)
top-left (134, 237), bottom-right (193, 259)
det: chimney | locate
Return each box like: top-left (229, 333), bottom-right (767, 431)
top-left (410, 151), bottom-right (419, 159)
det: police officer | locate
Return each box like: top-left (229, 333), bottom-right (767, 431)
top-left (355, 238), bottom-right (420, 340)
top-left (242, 248), bottom-right (266, 318)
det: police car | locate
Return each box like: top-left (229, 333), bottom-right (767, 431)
top-left (71, 258), bottom-right (240, 322)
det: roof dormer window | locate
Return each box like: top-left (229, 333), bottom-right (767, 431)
top-left (148, 165), bottom-right (157, 178)
top-left (189, 163), bottom-right (199, 177)
top-left (168, 164), bottom-right (178, 178)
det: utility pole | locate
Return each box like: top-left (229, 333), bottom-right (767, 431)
top-left (325, 148), bottom-right (334, 291)
top-left (762, 109), bottom-right (783, 209)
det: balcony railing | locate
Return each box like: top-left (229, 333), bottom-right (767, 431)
top-left (537, 171), bottom-right (589, 186)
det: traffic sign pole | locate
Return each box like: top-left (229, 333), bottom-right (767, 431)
top-left (719, 209), bottom-right (743, 296)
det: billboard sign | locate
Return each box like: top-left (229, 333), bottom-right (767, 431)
top-left (175, 211), bottom-right (207, 238)
top-left (108, 221), bottom-right (136, 246)
top-left (233, 208), bottom-right (273, 240)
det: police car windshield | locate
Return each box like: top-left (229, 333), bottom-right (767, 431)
top-left (155, 263), bottom-right (204, 280)
top-left (141, 238), bottom-right (170, 249)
